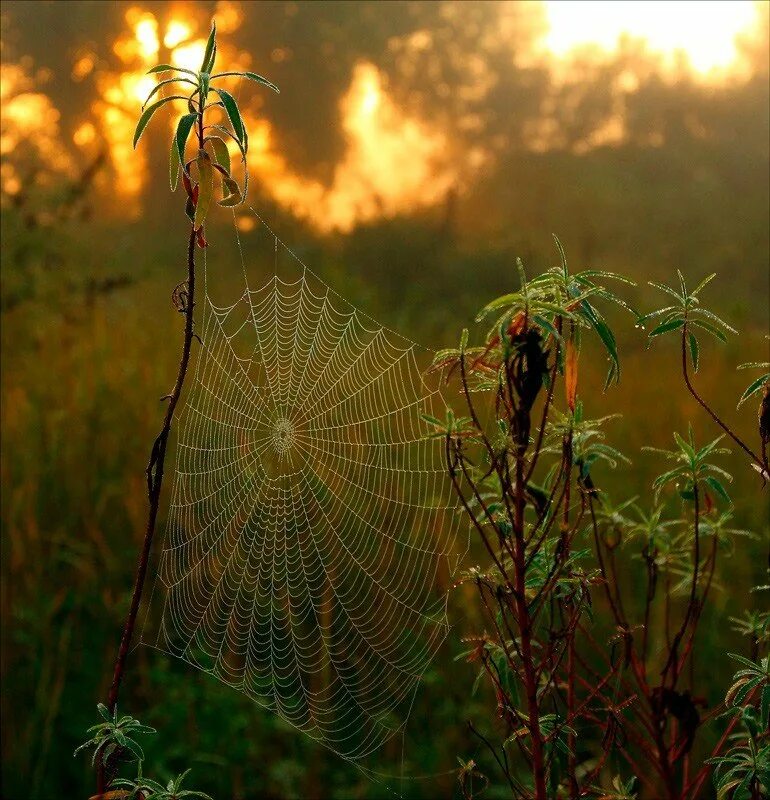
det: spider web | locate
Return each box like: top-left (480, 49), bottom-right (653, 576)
top-left (142, 208), bottom-right (465, 768)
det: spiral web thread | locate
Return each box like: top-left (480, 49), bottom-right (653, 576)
top-left (142, 208), bottom-right (466, 767)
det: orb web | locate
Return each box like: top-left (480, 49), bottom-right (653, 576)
top-left (145, 209), bottom-right (465, 764)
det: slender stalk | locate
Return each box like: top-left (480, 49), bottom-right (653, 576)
top-left (681, 325), bottom-right (763, 470)
top-left (97, 225), bottom-right (197, 794)
top-left (513, 454), bottom-right (548, 800)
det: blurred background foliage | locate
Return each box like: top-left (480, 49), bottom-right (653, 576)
top-left (1, 1), bottom-right (768, 797)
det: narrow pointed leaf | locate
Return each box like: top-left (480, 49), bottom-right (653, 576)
top-left (211, 88), bottom-right (244, 142)
top-left (553, 234), bottom-right (568, 278)
top-left (206, 135), bottom-right (230, 174)
top-left (212, 71), bottom-right (280, 93)
top-left (648, 318), bottom-right (684, 337)
top-left (580, 300), bottom-right (620, 384)
top-left (148, 64), bottom-right (198, 77)
top-left (200, 21), bottom-right (217, 73)
top-left (143, 77), bottom-right (196, 109)
top-left (689, 319), bottom-right (728, 343)
top-left (688, 332), bottom-right (699, 372)
top-left (169, 135), bottom-right (181, 191)
top-left (693, 272), bottom-right (717, 296)
top-left (199, 71), bottom-right (210, 104)
top-left (133, 96), bottom-right (186, 148)
top-left (175, 113), bottom-right (198, 172)
top-left (737, 375), bottom-right (769, 407)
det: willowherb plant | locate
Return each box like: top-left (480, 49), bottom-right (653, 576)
top-left (74, 704), bottom-right (155, 772)
top-left (640, 271), bottom-right (768, 478)
top-left (430, 242), bottom-right (767, 799)
top-left (114, 766), bottom-right (214, 800)
top-left (92, 18), bottom-right (278, 798)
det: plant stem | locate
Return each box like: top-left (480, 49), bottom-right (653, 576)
top-left (98, 224), bottom-right (197, 793)
top-left (681, 325), bottom-right (763, 470)
top-left (513, 454), bottom-right (548, 800)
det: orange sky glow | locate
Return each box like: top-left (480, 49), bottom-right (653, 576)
top-left (2, 0), bottom-right (767, 229)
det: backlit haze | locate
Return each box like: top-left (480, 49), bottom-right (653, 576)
top-left (1, 0), bottom-right (767, 231)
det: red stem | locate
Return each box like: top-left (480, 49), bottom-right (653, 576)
top-left (681, 324), bottom-right (763, 470)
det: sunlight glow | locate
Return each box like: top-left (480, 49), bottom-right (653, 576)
top-left (163, 20), bottom-right (191, 49)
top-left (247, 62), bottom-right (457, 232)
top-left (171, 40), bottom-right (207, 73)
top-left (541, 0), bottom-right (759, 76)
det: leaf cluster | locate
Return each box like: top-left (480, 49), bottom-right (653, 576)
top-left (645, 426), bottom-right (732, 505)
top-left (707, 655), bottom-right (770, 800)
top-left (133, 21), bottom-right (278, 231)
top-left (73, 703), bottom-right (155, 767)
top-left (639, 270), bottom-right (736, 373)
top-left (114, 767), bottom-right (213, 800)
top-left (469, 236), bottom-right (636, 388)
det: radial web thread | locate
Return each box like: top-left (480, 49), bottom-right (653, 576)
top-left (144, 211), bottom-right (465, 764)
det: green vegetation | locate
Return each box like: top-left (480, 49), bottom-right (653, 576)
top-left (429, 244), bottom-right (768, 798)
top-left (1, 5), bottom-right (768, 800)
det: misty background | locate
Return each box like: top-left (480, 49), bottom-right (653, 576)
top-left (1, 2), bottom-right (768, 798)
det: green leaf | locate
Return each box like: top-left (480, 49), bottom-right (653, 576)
top-left (206, 135), bottom-right (230, 175)
top-left (475, 293), bottom-right (518, 322)
top-left (689, 318), bottom-right (728, 343)
top-left (211, 88), bottom-right (244, 143)
top-left (689, 332), bottom-right (699, 372)
top-left (175, 113), bottom-right (198, 172)
top-left (208, 124), bottom-right (246, 157)
top-left (142, 77), bottom-right (196, 109)
top-left (692, 307), bottom-right (738, 333)
top-left (704, 476), bottom-right (732, 505)
top-left (148, 64), bottom-right (197, 77)
top-left (133, 96), bottom-right (186, 149)
top-left (194, 151), bottom-right (213, 230)
top-left (212, 71), bottom-right (280, 93)
top-left (580, 300), bottom-right (620, 385)
top-left (649, 280), bottom-right (684, 302)
top-left (218, 176), bottom-right (242, 207)
top-left (169, 135), bottom-right (181, 191)
top-left (648, 318), bottom-right (684, 337)
top-left (199, 71), bottom-right (210, 104)
top-left (737, 375), bottom-right (769, 408)
top-left (553, 233), bottom-right (568, 278)
top-left (533, 314), bottom-right (563, 344)
top-left (693, 272), bottom-right (717, 296)
top-left (200, 21), bottom-right (217, 73)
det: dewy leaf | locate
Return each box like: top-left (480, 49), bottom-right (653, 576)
top-left (148, 64), bottom-right (197, 77)
top-left (199, 71), bottom-right (211, 104)
top-left (552, 233), bottom-right (568, 279)
top-left (704, 476), bottom-right (732, 505)
top-left (648, 318), bottom-right (684, 337)
top-left (194, 151), bottom-right (213, 230)
top-left (688, 332), bottom-right (700, 372)
top-left (200, 21), bottom-right (217, 73)
top-left (689, 318), bottom-right (728, 343)
top-left (175, 113), bottom-right (198, 172)
top-left (207, 136), bottom-right (230, 175)
top-left (133, 96), bottom-right (186, 149)
top-left (211, 88), bottom-right (244, 143)
top-left (169, 134), bottom-right (181, 191)
top-left (737, 375), bottom-right (769, 407)
top-left (219, 176), bottom-right (242, 207)
top-left (211, 71), bottom-right (280, 93)
top-left (580, 300), bottom-right (620, 385)
top-left (142, 77), bottom-right (196, 109)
